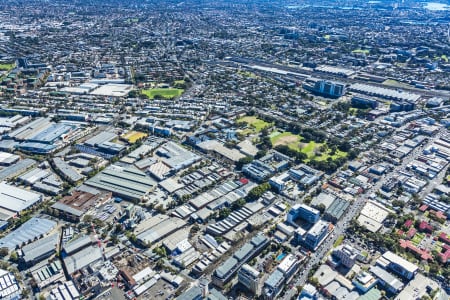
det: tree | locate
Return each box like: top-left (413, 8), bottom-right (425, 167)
top-left (153, 246), bottom-right (167, 257)
top-left (246, 182), bottom-right (271, 201)
top-left (9, 251), bottom-right (18, 262)
top-left (260, 136), bottom-right (272, 150)
top-left (392, 200), bottom-right (405, 208)
top-left (255, 150), bottom-right (267, 159)
top-left (129, 234), bottom-right (137, 243)
top-left (190, 224), bottom-right (200, 235)
top-left (309, 277), bottom-right (319, 288)
top-left (21, 288), bottom-right (30, 298)
top-left (236, 156), bottom-right (253, 169)
top-left (274, 145), bottom-right (307, 162)
top-left (110, 234), bottom-right (119, 245)
top-left (115, 224), bottom-right (124, 234)
top-left (428, 262), bottom-right (440, 275)
top-left (317, 203), bottom-right (326, 214)
top-left (218, 208), bottom-right (231, 219)
top-left (83, 215), bottom-right (93, 223)
top-left (155, 204), bottom-right (166, 214)
top-left (0, 248), bottom-right (8, 258)
top-left (231, 198), bottom-right (246, 210)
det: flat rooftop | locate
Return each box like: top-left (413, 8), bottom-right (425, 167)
top-left (0, 217), bottom-right (57, 250)
top-left (89, 83), bottom-right (133, 97)
top-left (85, 165), bottom-right (155, 201)
top-left (0, 181), bottom-right (42, 215)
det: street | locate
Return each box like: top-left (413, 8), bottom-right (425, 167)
top-left (282, 127), bottom-right (447, 299)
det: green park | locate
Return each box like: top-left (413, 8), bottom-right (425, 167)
top-left (142, 87), bottom-right (184, 99)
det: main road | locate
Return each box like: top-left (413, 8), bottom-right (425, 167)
top-left (283, 127), bottom-right (447, 299)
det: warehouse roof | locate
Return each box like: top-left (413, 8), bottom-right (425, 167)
top-left (64, 245), bottom-right (103, 274)
top-left (234, 243), bottom-right (254, 261)
top-left (84, 131), bottom-right (116, 147)
top-left (85, 165), bottom-right (155, 201)
top-left (215, 257), bottom-right (238, 279)
top-left (265, 269), bottom-right (284, 288)
top-left (325, 197), bottom-right (350, 220)
top-left (29, 123), bottom-right (74, 144)
top-left (0, 181), bottom-right (42, 214)
top-left (197, 140), bottom-right (246, 162)
top-left (156, 141), bottom-right (201, 171)
top-left (0, 152), bottom-right (19, 166)
top-left (19, 168), bottom-right (50, 184)
top-left (0, 158), bottom-right (36, 181)
top-left (137, 217), bottom-right (186, 245)
top-left (63, 235), bottom-right (94, 255)
top-left (22, 233), bottom-right (59, 263)
top-left (350, 83), bottom-right (421, 102)
top-left (7, 117), bottom-right (52, 141)
top-left (369, 265), bottom-right (403, 291)
top-left (52, 158), bottom-right (84, 182)
top-left (381, 251), bottom-right (418, 274)
top-left (52, 191), bottom-right (111, 218)
top-left (18, 142), bottom-right (57, 154)
top-left (0, 217), bottom-right (57, 250)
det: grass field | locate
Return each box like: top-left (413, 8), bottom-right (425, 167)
top-left (142, 88), bottom-right (184, 99)
top-left (270, 131), bottom-right (347, 161)
top-left (122, 131), bottom-right (148, 144)
top-left (352, 49), bottom-right (370, 54)
top-left (0, 63), bottom-right (14, 71)
top-left (237, 116), bottom-right (272, 134)
top-left (313, 148), bottom-right (347, 161)
top-left (238, 71), bottom-right (257, 78)
top-left (383, 79), bottom-right (412, 89)
top-left (270, 131), bottom-right (303, 150)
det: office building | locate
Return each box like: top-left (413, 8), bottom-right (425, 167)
top-left (351, 96), bottom-right (378, 109)
top-left (238, 264), bottom-right (260, 294)
top-left (352, 271), bottom-right (377, 293)
top-left (298, 284), bottom-right (317, 300)
top-left (263, 269), bottom-right (284, 300)
top-left (303, 79), bottom-right (346, 98)
top-left (390, 101), bottom-right (415, 112)
top-left (369, 265), bottom-right (404, 294)
top-left (287, 204), bottom-right (320, 226)
top-left (242, 160), bottom-right (275, 183)
top-left (295, 220), bottom-right (330, 250)
top-left (213, 234), bottom-right (269, 288)
top-left (330, 245), bottom-right (360, 268)
top-left (377, 251), bottom-right (418, 280)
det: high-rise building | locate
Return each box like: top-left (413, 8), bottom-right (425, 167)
top-left (303, 220), bottom-right (329, 250)
top-left (295, 220), bottom-right (330, 250)
top-left (330, 245), bottom-right (360, 268)
top-left (287, 204), bottom-right (320, 226)
top-left (303, 79), bottom-right (346, 98)
top-left (238, 264), bottom-right (260, 294)
top-left (17, 57), bottom-right (28, 69)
